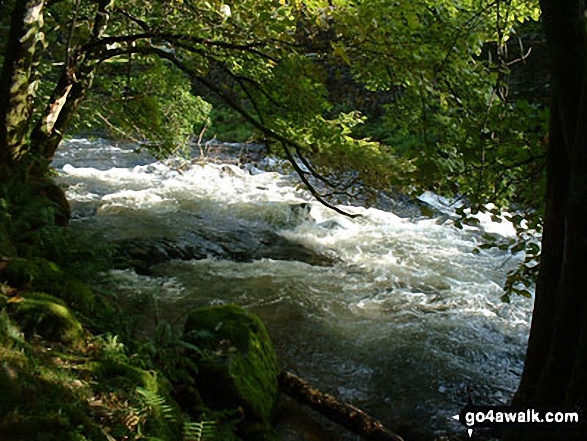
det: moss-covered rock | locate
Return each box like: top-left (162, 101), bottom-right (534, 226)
top-left (7, 292), bottom-right (83, 344)
top-left (0, 257), bottom-right (96, 313)
top-left (183, 304), bottom-right (280, 440)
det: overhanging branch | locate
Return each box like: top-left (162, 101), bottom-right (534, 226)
top-left (98, 45), bottom-right (360, 218)
top-left (82, 32), bottom-right (277, 62)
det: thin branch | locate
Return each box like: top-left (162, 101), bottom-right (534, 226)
top-left (280, 140), bottom-right (361, 218)
top-left (95, 110), bottom-right (142, 144)
top-left (293, 147), bottom-right (341, 188)
top-left (506, 46), bottom-right (532, 67)
top-left (113, 6), bottom-right (151, 31)
top-left (65, 0), bottom-right (81, 67)
top-left (82, 32), bottom-right (277, 62)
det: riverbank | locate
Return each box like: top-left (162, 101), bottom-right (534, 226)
top-left (0, 254), bottom-right (283, 440)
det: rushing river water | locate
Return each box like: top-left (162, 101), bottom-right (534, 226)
top-left (54, 138), bottom-right (534, 439)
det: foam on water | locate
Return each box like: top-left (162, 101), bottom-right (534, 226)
top-left (54, 139), bottom-right (534, 435)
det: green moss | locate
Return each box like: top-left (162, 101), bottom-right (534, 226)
top-left (0, 341), bottom-right (103, 441)
top-left (183, 305), bottom-right (280, 440)
top-left (84, 357), bottom-right (182, 440)
top-left (0, 257), bottom-right (97, 313)
top-left (94, 357), bottom-right (160, 390)
top-left (0, 267), bottom-right (185, 441)
top-left (7, 292), bottom-right (83, 344)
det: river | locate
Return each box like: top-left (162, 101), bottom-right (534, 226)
top-left (53, 138), bottom-right (534, 440)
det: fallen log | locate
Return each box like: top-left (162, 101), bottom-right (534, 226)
top-left (278, 370), bottom-right (405, 441)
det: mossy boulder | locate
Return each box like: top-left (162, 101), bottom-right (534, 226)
top-left (0, 257), bottom-right (96, 313)
top-left (94, 357), bottom-right (163, 391)
top-left (7, 292), bottom-right (83, 345)
top-left (183, 305), bottom-right (280, 440)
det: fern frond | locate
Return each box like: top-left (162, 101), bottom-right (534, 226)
top-left (183, 420), bottom-right (217, 441)
top-left (136, 387), bottom-right (176, 422)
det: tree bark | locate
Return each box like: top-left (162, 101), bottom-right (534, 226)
top-left (278, 371), bottom-right (404, 441)
top-left (29, 0), bottom-right (114, 172)
top-left (507, 2), bottom-right (587, 440)
top-left (0, 0), bottom-right (45, 175)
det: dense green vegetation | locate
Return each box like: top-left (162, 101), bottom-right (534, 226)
top-left (3, 0), bottom-right (587, 440)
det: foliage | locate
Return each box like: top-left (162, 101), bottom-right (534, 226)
top-left (205, 105), bottom-right (258, 143)
top-left (76, 59), bottom-right (213, 158)
top-left (0, 178), bottom-right (64, 257)
top-left (133, 321), bottom-right (201, 386)
top-left (0, 177), bottom-right (117, 284)
top-left (377, 79), bottom-right (548, 209)
top-left (183, 420), bottom-right (218, 441)
top-left (0, 304), bottom-right (182, 441)
top-left (3, 0), bottom-right (545, 208)
top-left (473, 209), bottom-right (542, 302)
top-left (0, 1), bottom-right (555, 439)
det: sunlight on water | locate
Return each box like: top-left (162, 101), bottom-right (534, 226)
top-left (54, 138), bottom-right (534, 435)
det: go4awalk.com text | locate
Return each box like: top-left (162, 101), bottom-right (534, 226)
top-left (452, 404), bottom-right (582, 438)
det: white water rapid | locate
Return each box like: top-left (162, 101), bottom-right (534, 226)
top-left (54, 138), bottom-right (534, 439)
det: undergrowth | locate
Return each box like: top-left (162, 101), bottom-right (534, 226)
top-left (0, 179), bottom-right (245, 441)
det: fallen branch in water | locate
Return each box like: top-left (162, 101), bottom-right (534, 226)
top-left (278, 370), bottom-right (405, 441)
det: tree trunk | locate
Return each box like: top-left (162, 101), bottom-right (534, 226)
top-left (0, 0), bottom-right (113, 226)
top-left (0, 0), bottom-right (46, 176)
top-left (278, 371), bottom-right (404, 441)
top-left (507, 2), bottom-right (587, 440)
top-left (29, 0), bottom-right (114, 173)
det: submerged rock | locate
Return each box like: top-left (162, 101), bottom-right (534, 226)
top-left (183, 304), bottom-right (280, 440)
top-left (116, 224), bottom-right (334, 274)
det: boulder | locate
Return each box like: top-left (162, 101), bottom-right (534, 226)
top-left (7, 292), bottom-right (83, 345)
top-left (0, 257), bottom-right (96, 313)
top-left (183, 305), bottom-right (280, 440)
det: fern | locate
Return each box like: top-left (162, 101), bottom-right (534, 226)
top-left (134, 321), bottom-right (200, 385)
top-left (96, 333), bottom-right (129, 363)
top-left (136, 387), bottom-right (177, 423)
top-left (183, 420), bottom-right (217, 441)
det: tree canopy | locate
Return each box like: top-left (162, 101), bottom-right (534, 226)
top-left (0, 0), bottom-right (547, 291)
top-left (1, 0), bottom-right (544, 200)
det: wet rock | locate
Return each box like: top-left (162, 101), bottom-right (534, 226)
top-left (115, 223), bottom-right (334, 274)
top-left (317, 219), bottom-right (345, 230)
top-left (115, 238), bottom-right (208, 274)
